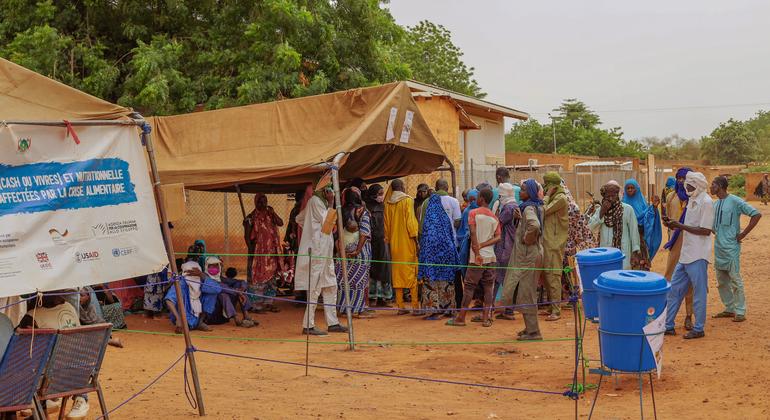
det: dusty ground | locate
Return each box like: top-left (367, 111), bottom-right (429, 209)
top-left (89, 206), bottom-right (770, 419)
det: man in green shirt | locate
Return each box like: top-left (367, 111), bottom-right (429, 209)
top-left (710, 176), bottom-right (762, 322)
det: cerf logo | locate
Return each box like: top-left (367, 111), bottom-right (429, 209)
top-left (17, 137), bottom-right (31, 153)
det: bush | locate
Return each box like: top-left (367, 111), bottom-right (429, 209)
top-left (729, 174), bottom-right (746, 197)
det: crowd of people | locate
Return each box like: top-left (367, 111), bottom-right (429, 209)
top-left (136, 168), bottom-right (763, 340)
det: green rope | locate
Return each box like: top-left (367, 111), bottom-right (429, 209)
top-left (176, 251), bottom-right (572, 273)
top-left (115, 329), bottom-right (576, 346)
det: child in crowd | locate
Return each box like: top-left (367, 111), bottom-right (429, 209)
top-left (447, 188), bottom-right (501, 328)
top-left (222, 267), bottom-right (258, 328)
top-left (343, 218), bottom-right (360, 257)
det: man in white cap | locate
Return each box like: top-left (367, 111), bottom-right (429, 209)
top-left (663, 171), bottom-right (714, 339)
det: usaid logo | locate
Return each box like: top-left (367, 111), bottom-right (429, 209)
top-left (112, 246), bottom-right (137, 258)
top-left (75, 250), bottom-right (100, 263)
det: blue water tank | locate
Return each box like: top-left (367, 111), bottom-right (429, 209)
top-left (594, 270), bottom-right (670, 372)
top-left (575, 247), bottom-right (624, 320)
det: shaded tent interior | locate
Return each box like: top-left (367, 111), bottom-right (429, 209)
top-left (148, 81), bottom-right (451, 193)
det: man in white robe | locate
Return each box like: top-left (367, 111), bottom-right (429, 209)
top-left (295, 186), bottom-right (348, 336)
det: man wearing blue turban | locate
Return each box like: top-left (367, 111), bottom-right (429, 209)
top-left (622, 179), bottom-right (662, 270)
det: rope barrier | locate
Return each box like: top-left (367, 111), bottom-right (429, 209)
top-left (114, 328), bottom-right (578, 346)
top-left (95, 353), bottom-right (186, 420)
top-left (182, 276), bottom-right (573, 312)
top-left (177, 251), bottom-right (573, 273)
top-left (193, 347), bottom-right (573, 397)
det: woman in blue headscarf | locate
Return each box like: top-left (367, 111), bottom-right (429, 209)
top-left (418, 193), bottom-right (460, 319)
top-left (622, 179), bottom-right (662, 270)
top-left (457, 189), bottom-right (479, 275)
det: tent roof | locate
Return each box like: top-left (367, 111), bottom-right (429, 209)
top-left (149, 82), bottom-right (448, 193)
top-left (0, 58), bottom-right (133, 120)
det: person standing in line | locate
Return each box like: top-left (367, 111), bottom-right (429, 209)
top-left (295, 184), bottom-right (348, 336)
top-left (499, 179), bottom-right (544, 341)
top-left (336, 187), bottom-right (374, 318)
top-left (622, 179), bottom-right (662, 271)
top-left (663, 168), bottom-right (695, 331)
top-left (492, 183), bottom-right (519, 321)
top-left (494, 167), bottom-right (521, 211)
top-left (663, 172), bottom-right (714, 339)
top-left (244, 193), bottom-right (284, 313)
top-left (587, 181), bottom-right (641, 270)
top-left (417, 190), bottom-right (460, 319)
top-left (384, 179), bottom-right (420, 315)
top-left (710, 176), bottom-right (761, 323)
top-left (455, 189), bottom-right (479, 309)
top-left (366, 184), bottom-right (392, 306)
top-left (541, 172), bottom-right (569, 321)
top-left (414, 183), bottom-right (430, 220)
top-left (447, 188), bottom-right (501, 327)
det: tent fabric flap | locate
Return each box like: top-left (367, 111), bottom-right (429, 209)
top-left (149, 82), bottom-right (446, 192)
top-left (0, 58), bottom-right (133, 121)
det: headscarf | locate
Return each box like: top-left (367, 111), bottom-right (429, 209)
top-left (622, 179), bottom-right (662, 260)
top-left (519, 179), bottom-right (544, 225)
top-left (665, 177), bottom-right (676, 189)
top-left (543, 172), bottom-right (565, 204)
top-left (417, 194), bottom-right (459, 282)
top-left (685, 172), bottom-right (708, 198)
top-left (187, 239), bottom-right (207, 268)
top-left (675, 167), bottom-right (692, 202)
top-left (600, 183), bottom-right (624, 249)
top-left (204, 256), bottom-right (222, 282)
top-left (414, 184), bottom-right (430, 212)
top-left (498, 183), bottom-right (517, 206)
top-left (342, 187), bottom-right (365, 224)
top-left (313, 184), bottom-right (333, 208)
top-left (181, 260), bottom-right (203, 316)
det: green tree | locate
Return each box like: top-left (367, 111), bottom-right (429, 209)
top-left (701, 119), bottom-right (758, 164)
top-left (0, 0), bottom-right (414, 115)
top-left (396, 20), bottom-right (485, 98)
top-left (642, 135), bottom-right (702, 160)
top-left (505, 99), bottom-right (645, 158)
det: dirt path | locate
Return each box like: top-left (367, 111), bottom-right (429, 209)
top-left (91, 207), bottom-right (770, 419)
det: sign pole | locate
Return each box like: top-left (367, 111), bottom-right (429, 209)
top-left (142, 122), bottom-right (206, 416)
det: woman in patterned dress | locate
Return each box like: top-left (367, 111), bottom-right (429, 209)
top-left (245, 193), bottom-right (284, 312)
top-left (336, 187), bottom-right (374, 317)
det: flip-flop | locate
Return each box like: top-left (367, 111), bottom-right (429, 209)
top-left (496, 313), bottom-right (516, 321)
top-left (424, 314), bottom-right (442, 321)
top-left (471, 315), bottom-right (484, 323)
top-left (482, 319), bottom-right (493, 328)
top-left (712, 311), bottom-right (735, 319)
top-left (445, 319), bottom-right (466, 327)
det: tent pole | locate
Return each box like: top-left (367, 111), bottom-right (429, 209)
top-left (332, 153), bottom-right (355, 351)
top-left (235, 184), bottom-right (247, 219)
top-left (235, 184), bottom-right (254, 284)
top-left (445, 159), bottom-right (458, 198)
top-left (142, 123), bottom-right (206, 416)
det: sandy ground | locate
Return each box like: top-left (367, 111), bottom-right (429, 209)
top-left (86, 207), bottom-right (770, 419)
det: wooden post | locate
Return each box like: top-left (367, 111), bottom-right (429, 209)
top-left (142, 123), bottom-right (206, 416)
top-left (331, 153), bottom-right (355, 350)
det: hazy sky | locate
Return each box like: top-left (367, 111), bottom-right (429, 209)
top-left (387, 0), bottom-right (770, 140)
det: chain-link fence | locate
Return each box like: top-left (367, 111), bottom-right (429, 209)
top-left (170, 167), bottom-right (657, 275)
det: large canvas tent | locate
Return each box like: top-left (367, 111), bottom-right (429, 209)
top-left (0, 58), bottom-right (132, 120)
top-left (149, 81), bottom-right (449, 193)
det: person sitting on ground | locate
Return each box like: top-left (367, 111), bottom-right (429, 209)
top-left (222, 267), bottom-right (258, 327)
top-left (18, 292), bottom-right (90, 419)
top-left (79, 287), bottom-right (124, 348)
top-left (202, 256), bottom-right (254, 328)
top-left (165, 260), bottom-right (222, 333)
top-left (448, 188), bottom-right (501, 328)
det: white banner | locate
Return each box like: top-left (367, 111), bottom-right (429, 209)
top-left (0, 123), bottom-right (168, 297)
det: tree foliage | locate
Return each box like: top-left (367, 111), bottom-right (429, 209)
top-left (701, 118), bottom-right (758, 165)
top-left (1, 0), bottom-right (485, 116)
top-left (395, 20), bottom-right (484, 98)
top-left (505, 99), bottom-right (645, 158)
top-left (640, 135), bottom-right (701, 161)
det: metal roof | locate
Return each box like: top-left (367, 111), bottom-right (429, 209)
top-left (406, 80), bottom-right (529, 121)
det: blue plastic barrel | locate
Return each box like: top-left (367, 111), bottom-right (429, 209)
top-left (575, 248), bottom-right (624, 320)
top-left (594, 270), bottom-right (670, 372)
